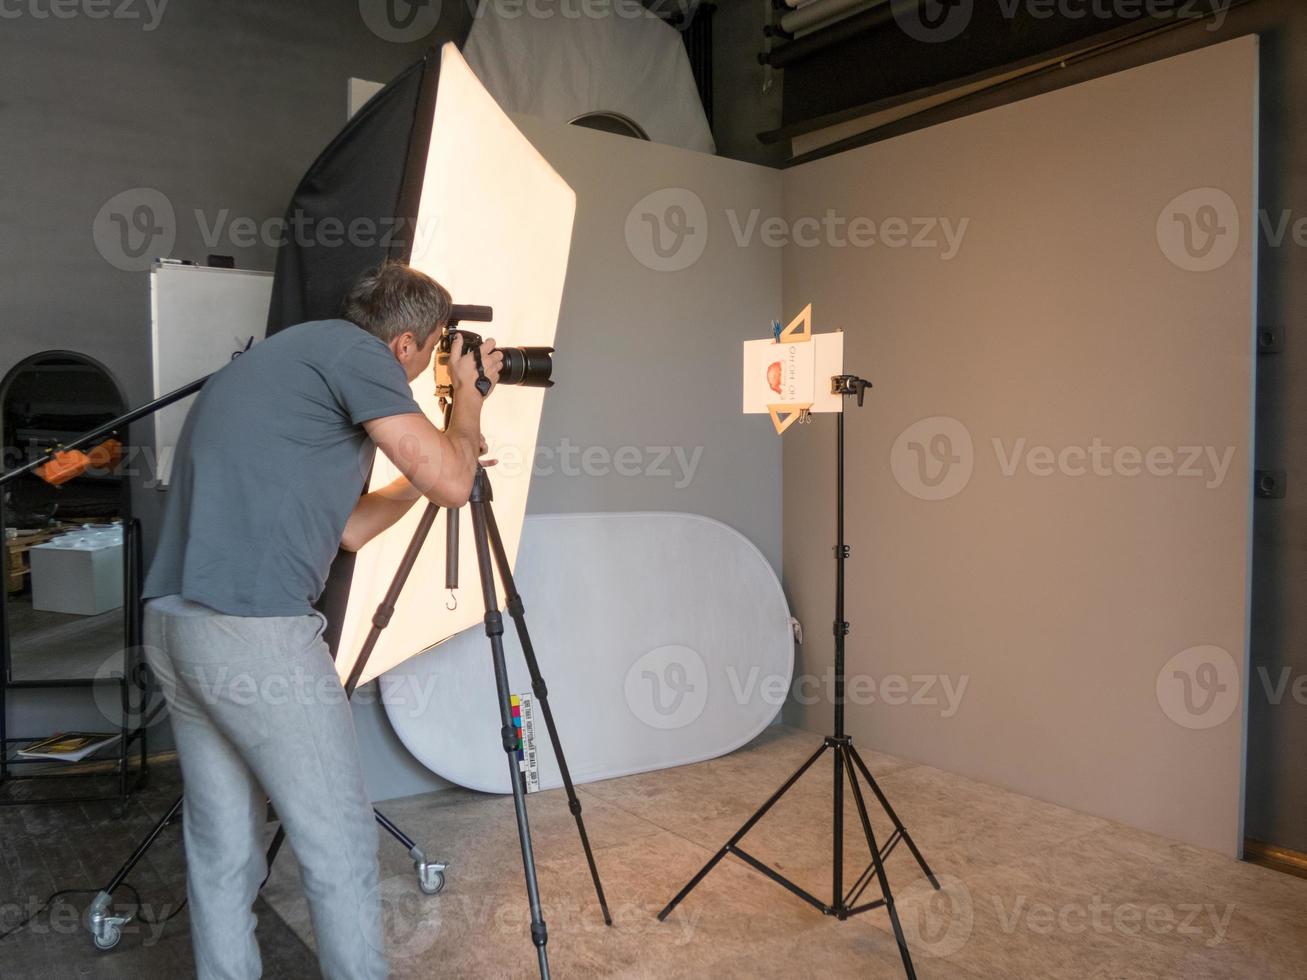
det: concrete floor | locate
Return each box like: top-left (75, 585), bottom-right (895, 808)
top-left (254, 726), bottom-right (1307, 979)
top-left (2, 725), bottom-right (1303, 978)
top-left (0, 760), bottom-right (317, 979)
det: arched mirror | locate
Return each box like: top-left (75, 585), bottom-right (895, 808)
top-left (567, 110), bottom-right (651, 141)
top-left (1, 352), bottom-right (128, 682)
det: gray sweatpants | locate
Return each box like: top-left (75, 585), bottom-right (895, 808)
top-left (144, 595), bottom-right (387, 980)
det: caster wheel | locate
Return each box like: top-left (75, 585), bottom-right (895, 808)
top-left (93, 925), bottom-right (122, 950)
top-left (418, 868), bottom-right (445, 895)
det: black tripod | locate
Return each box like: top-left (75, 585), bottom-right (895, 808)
top-left (340, 465), bottom-right (611, 980)
top-left (657, 374), bottom-right (940, 979)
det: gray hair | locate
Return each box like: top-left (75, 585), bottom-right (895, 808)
top-left (342, 261), bottom-right (452, 346)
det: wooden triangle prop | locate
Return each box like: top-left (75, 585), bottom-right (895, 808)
top-left (779, 303), bottom-right (812, 342)
top-left (768, 403), bottom-right (811, 434)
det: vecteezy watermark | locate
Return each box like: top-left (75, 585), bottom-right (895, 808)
top-left (0, 893), bottom-right (175, 947)
top-left (490, 438), bottom-right (704, 489)
top-left (725, 209), bottom-right (969, 259)
top-left (93, 645), bottom-right (444, 730)
top-left (93, 188), bottom-right (177, 272)
top-left (892, 0), bottom-right (975, 43)
top-left (1254, 665), bottom-right (1307, 707)
top-left (191, 209), bottom-right (434, 254)
top-left (897, 875), bottom-right (975, 958)
top-left (1259, 209), bottom-right (1307, 251)
top-left (993, 894), bottom-right (1235, 948)
top-left (92, 187), bottom-right (444, 272)
top-left (1156, 644), bottom-right (1240, 729)
top-left (1156, 187), bottom-right (1241, 272)
top-left (392, 893), bottom-right (701, 951)
top-left (623, 189), bottom-right (969, 272)
top-left (890, 417), bottom-right (1238, 501)
top-left (363, 875), bottom-right (441, 960)
top-left (360, 0), bottom-right (695, 42)
top-left (893, 0), bottom-right (1230, 44)
top-left (731, 667), bottom-right (969, 718)
top-left (29, 432), bottom-right (705, 494)
top-left (624, 188), bottom-right (710, 273)
top-left (0, 0), bottom-right (170, 30)
top-left (622, 656), bottom-right (967, 731)
top-left (358, 0), bottom-right (443, 42)
top-left (992, 438), bottom-right (1236, 489)
top-left (890, 416), bottom-right (976, 502)
top-left (624, 645), bottom-right (709, 730)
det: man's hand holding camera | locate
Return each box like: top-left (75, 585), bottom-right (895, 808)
top-left (446, 331), bottom-right (504, 399)
top-left (446, 331), bottom-right (502, 465)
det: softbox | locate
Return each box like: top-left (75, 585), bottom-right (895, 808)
top-left (265, 45), bottom-right (577, 683)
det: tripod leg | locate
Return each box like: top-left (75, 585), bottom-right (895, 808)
top-left (843, 752), bottom-right (918, 980)
top-left (847, 745), bottom-right (939, 889)
top-left (658, 741), bottom-right (828, 921)
top-left (483, 501), bottom-right (612, 926)
top-left (470, 492), bottom-right (551, 980)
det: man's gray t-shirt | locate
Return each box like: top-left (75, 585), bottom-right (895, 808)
top-left (144, 319), bottom-right (421, 617)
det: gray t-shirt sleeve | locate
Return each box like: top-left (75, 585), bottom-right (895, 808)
top-left (327, 335), bottom-right (423, 424)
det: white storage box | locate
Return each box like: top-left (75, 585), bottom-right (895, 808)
top-left (29, 527), bottom-right (124, 616)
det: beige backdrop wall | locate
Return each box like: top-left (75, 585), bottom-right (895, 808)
top-left (780, 38), bottom-right (1259, 856)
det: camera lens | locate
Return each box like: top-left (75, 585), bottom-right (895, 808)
top-left (500, 347), bottom-right (555, 388)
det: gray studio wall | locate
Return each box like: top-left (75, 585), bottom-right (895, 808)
top-left (1, 1), bottom-right (467, 740)
top-left (779, 39), bottom-right (1258, 855)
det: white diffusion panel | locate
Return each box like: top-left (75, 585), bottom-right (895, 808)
top-left (336, 44), bottom-right (576, 686)
top-left (381, 512), bottom-right (795, 792)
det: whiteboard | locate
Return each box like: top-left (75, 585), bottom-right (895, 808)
top-left (149, 263), bottom-right (273, 485)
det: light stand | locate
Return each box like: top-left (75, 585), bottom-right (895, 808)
top-left (657, 373), bottom-right (940, 980)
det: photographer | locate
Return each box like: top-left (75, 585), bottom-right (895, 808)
top-left (140, 261), bottom-right (501, 980)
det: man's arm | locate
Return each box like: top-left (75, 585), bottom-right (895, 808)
top-left (340, 474), bottom-right (422, 553)
top-left (344, 333), bottom-right (502, 550)
top-left (361, 399), bottom-right (481, 511)
top-left (340, 429), bottom-right (493, 552)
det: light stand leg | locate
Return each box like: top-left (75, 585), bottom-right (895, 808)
top-left (469, 476), bottom-right (551, 980)
top-left (842, 748), bottom-right (917, 980)
top-left (847, 745), bottom-right (939, 889)
top-left (657, 741), bottom-right (829, 921)
top-left (482, 501), bottom-right (612, 926)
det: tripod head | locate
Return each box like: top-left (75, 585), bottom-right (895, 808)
top-left (831, 374), bottom-right (873, 407)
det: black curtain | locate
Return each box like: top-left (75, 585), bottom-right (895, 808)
top-left (265, 49), bottom-right (441, 657)
top-left (266, 51), bottom-right (440, 334)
